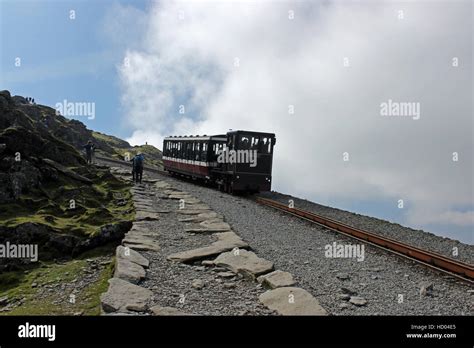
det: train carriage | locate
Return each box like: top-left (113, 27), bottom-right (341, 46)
top-left (163, 130), bottom-right (276, 193)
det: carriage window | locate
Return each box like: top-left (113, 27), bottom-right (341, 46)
top-left (239, 135), bottom-right (250, 149)
top-left (202, 143), bottom-right (207, 161)
top-left (250, 136), bottom-right (260, 150)
top-left (195, 142), bottom-right (201, 161)
top-left (261, 137), bottom-right (272, 153)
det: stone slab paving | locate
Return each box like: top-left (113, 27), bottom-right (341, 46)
top-left (100, 278), bottom-right (152, 313)
top-left (167, 232), bottom-right (249, 263)
top-left (257, 270), bottom-right (296, 289)
top-left (212, 250), bottom-right (274, 279)
top-left (101, 168), bottom-right (328, 316)
top-left (116, 245), bottom-right (149, 268)
top-left (259, 287), bottom-right (328, 315)
top-left (114, 258), bottom-right (146, 284)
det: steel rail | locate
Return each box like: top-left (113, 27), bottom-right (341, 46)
top-left (255, 196), bottom-right (474, 285)
top-left (95, 155), bottom-right (167, 175)
top-left (97, 156), bottom-right (474, 284)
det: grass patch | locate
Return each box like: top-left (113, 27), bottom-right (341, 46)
top-left (0, 246), bottom-right (116, 316)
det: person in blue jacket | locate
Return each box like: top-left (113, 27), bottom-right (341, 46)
top-left (131, 153), bottom-right (144, 183)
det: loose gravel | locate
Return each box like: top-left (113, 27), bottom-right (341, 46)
top-left (101, 161), bottom-right (473, 316)
top-left (146, 174), bottom-right (473, 316)
top-left (137, 183), bottom-right (275, 315)
top-left (260, 192), bottom-right (474, 265)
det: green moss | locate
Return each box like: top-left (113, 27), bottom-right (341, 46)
top-left (0, 247), bottom-right (116, 316)
top-left (0, 165), bottom-right (134, 238)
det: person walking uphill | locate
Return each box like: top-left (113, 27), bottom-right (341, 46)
top-left (83, 140), bottom-right (96, 164)
top-left (131, 153), bottom-right (144, 184)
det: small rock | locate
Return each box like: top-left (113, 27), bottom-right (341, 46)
top-left (73, 311), bottom-right (84, 316)
top-left (212, 267), bottom-right (228, 273)
top-left (31, 283), bottom-right (38, 288)
top-left (340, 287), bottom-right (357, 295)
top-left (371, 275), bottom-right (378, 280)
top-left (420, 282), bottom-right (434, 296)
top-left (339, 303), bottom-right (350, 309)
top-left (194, 266), bottom-right (206, 272)
top-left (223, 283), bottom-right (236, 289)
top-left (349, 296), bottom-right (367, 306)
top-left (217, 272), bottom-right (235, 278)
top-left (201, 260), bottom-right (214, 266)
top-left (0, 296), bottom-right (9, 306)
top-left (150, 305), bottom-right (189, 316)
top-left (192, 279), bottom-right (204, 290)
top-left (338, 294), bottom-right (351, 301)
top-left (336, 273), bottom-right (350, 280)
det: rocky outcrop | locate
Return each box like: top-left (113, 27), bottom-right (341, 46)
top-left (0, 221), bottom-right (131, 271)
top-left (0, 91), bottom-right (135, 268)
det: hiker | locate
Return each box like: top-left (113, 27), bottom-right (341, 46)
top-left (83, 140), bottom-right (95, 164)
top-left (131, 153), bottom-right (144, 183)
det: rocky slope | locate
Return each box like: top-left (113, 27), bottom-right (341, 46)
top-left (0, 90), bottom-right (135, 270)
top-left (9, 94), bottom-right (163, 168)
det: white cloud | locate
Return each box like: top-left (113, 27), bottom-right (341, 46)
top-left (113, 0), bottom-right (473, 238)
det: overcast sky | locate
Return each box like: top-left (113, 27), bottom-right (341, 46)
top-left (113, 0), bottom-right (473, 243)
top-left (2, 0), bottom-right (472, 244)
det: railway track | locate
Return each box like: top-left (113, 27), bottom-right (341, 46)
top-left (95, 155), bottom-right (167, 175)
top-left (97, 155), bottom-right (474, 285)
top-left (255, 196), bottom-right (474, 285)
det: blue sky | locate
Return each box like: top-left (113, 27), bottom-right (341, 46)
top-left (0, 0), bottom-right (147, 138)
top-left (1, 0), bottom-right (472, 244)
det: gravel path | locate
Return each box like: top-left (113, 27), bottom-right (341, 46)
top-left (100, 161), bottom-right (473, 315)
top-left (145, 174), bottom-right (473, 316)
top-left (136, 180), bottom-right (275, 316)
